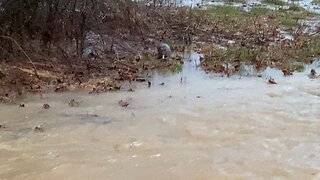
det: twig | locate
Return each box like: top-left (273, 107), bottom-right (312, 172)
top-left (0, 35), bottom-right (40, 79)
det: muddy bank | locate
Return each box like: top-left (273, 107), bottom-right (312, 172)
top-left (1, 2), bottom-right (320, 103)
top-left (0, 49), bottom-right (185, 103)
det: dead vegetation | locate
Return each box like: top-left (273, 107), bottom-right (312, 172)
top-left (197, 6), bottom-right (320, 76)
top-left (0, 1), bottom-right (320, 102)
top-left (0, 0), bottom-right (207, 102)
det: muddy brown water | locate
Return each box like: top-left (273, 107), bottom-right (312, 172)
top-left (1, 53), bottom-right (320, 179)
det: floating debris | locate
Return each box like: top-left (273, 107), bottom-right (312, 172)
top-left (43, 103), bottom-right (50, 109)
top-left (136, 78), bottom-right (147, 82)
top-left (68, 99), bottom-right (80, 107)
top-left (33, 124), bottom-right (44, 132)
top-left (150, 154), bottom-right (161, 158)
top-left (159, 82), bottom-right (165, 86)
top-left (268, 77), bottom-right (277, 84)
top-left (118, 100), bottom-right (129, 107)
top-left (148, 81), bottom-right (151, 88)
top-left (19, 103), bottom-right (25, 107)
top-left (309, 69), bottom-right (318, 79)
top-left (0, 124), bottom-right (6, 129)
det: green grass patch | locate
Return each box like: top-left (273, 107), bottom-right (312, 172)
top-left (206, 6), bottom-right (247, 18)
top-left (262, 0), bottom-right (287, 6)
top-left (296, 40), bottom-right (320, 60)
top-left (250, 7), bottom-right (272, 15)
top-left (312, 0), bottom-right (320, 5)
top-left (218, 0), bottom-right (248, 3)
top-left (277, 7), bottom-right (312, 28)
top-left (289, 61), bottom-right (305, 72)
top-left (170, 62), bottom-right (183, 72)
top-left (206, 46), bottom-right (263, 65)
top-left (287, 5), bottom-right (302, 11)
top-left (279, 17), bottom-right (297, 28)
top-left (203, 5), bottom-right (312, 28)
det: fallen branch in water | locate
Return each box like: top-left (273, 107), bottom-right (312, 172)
top-left (0, 35), bottom-right (40, 79)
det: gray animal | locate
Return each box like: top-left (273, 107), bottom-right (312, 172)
top-left (157, 43), bottom-right (171, 59)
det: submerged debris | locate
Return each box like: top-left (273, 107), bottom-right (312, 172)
top-left (0, 124), bottom-right (6, 129)
top-left (43, 103), bottom-right (50, 109)
top-left (118, 100), bottom-right (129, 107)
top-left (68, 99), bottom-right (80, 107)
top-left (33, 124), bottom-right (44, 132)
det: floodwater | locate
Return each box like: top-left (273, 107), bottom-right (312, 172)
top-left (1, 52), bottom-right (320, 179)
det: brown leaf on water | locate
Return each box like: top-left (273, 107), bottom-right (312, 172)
top-left (268, 77), bottom-right (277, 84)
top-left (118, 100), bottom-right (129, 107)
top-left (43, 103), bottom-right (50, 109)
